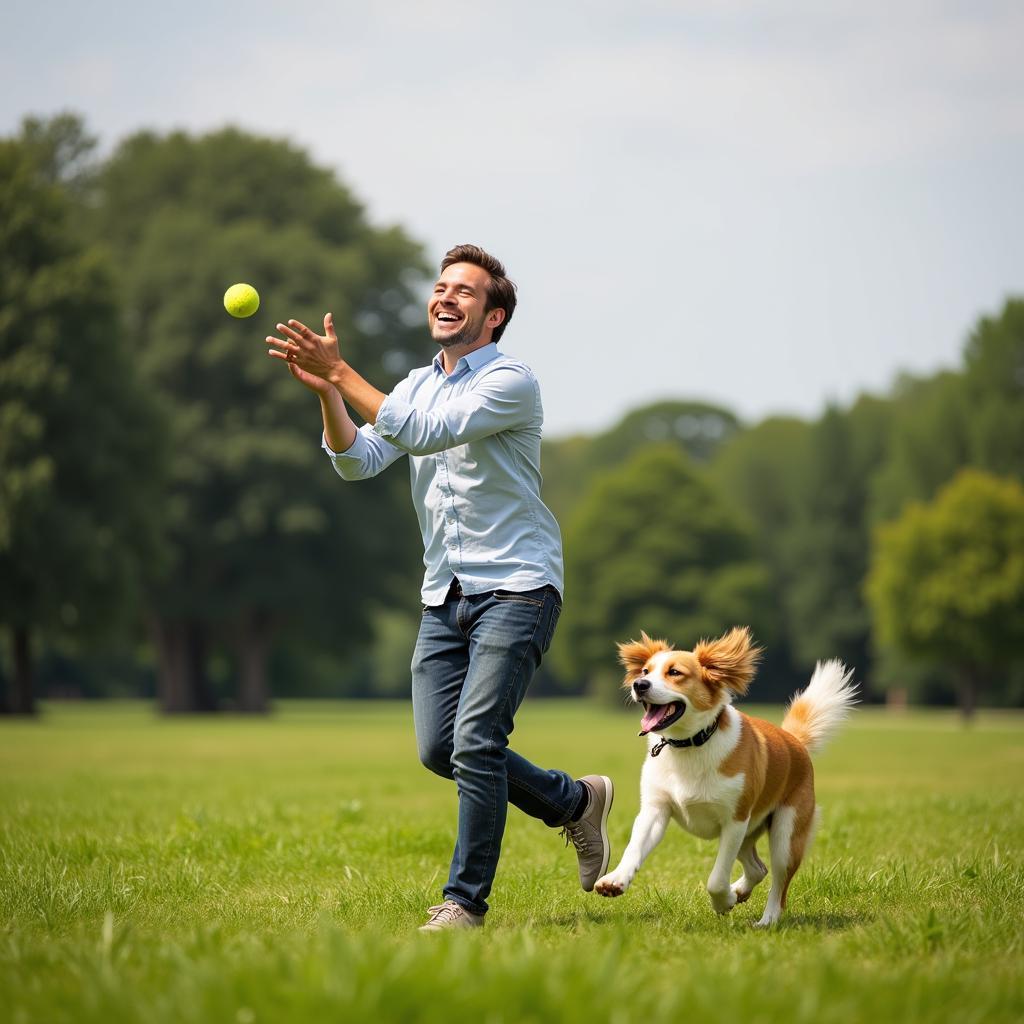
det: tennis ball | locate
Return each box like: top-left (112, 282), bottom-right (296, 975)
top-left (224, 283), bottom-right (260, 318)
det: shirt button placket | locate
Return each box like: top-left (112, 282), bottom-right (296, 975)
top-left (437, 452), bottom-right (459, 572)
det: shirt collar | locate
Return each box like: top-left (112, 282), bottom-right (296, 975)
top-left (432, 343), bottom-right (500, 379)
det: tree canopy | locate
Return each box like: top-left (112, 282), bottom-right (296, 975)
top-left (90, 125), bottom-right (435, 710)
top-left (550, 444), bottom-right (774, 694)
top-left (0, 125), bottom-right (165, 713)
top-left (866, 469), bottom-right (1024, 717)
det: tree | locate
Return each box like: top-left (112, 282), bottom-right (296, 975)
top-left (0, 122), bottom-right (166, 714)
top-left (91, 127), bottom-right (434, 711)
top-left (542, 401), bottom-right (741, 524)
top-left (866, 469), bottom-right (1024, 719)
top-left (868, 371), bottom-right (971, 524)
top-left (551, 445), bottom-right (774, 694)
top-left (962, 298), bottom-right (1024, 480)
top-left (780, 402), bottom-right (893, 694)
top-left (707, 416), bottom-right (814, 698)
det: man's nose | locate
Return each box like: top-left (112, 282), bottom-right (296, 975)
top-left (633, 678), bottom-right (651, 695)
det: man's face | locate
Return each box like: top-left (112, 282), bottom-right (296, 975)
top-left (427, 262), bottom-right (499, 348)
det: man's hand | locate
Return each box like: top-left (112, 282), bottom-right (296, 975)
top-left (267, 313), bottom-right (345, 389)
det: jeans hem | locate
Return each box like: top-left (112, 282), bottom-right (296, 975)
top-left (442, 892), bottom-right (487, 917)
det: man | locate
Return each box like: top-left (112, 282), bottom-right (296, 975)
top-left (267, 244), bottom-right (613, 931)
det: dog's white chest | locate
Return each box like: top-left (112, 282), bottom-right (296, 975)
top-left (671, 798), bottom-right (727, 839)
top-left (642, 733), bottom-right (744, 841)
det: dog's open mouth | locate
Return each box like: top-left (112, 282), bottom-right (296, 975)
top-left (639, 701), bottom-right (686, 735)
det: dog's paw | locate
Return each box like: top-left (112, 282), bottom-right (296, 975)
top-left (731, 880), bottom-right (753, 905)
top-left (709, 888), bottom-right (737, 915)
top-left (595, 874), bottom-right (628, 897)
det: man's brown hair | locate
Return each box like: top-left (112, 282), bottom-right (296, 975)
top-left (439, 244), bottom-right (517, 344)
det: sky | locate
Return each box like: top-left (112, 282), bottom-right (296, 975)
top-left (4, 0), bottom-right (1023, 437)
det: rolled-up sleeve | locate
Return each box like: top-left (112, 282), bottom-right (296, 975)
top-left (322, 425), bottom-right (405, 480)
top-left (373, 364), bottom-right (537, 455)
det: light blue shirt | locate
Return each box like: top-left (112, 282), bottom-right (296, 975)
top-left (323, 343), bottom-right (564, 606)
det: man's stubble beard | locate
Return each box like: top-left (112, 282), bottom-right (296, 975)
top-left (430, 311), bottom-right (486, 349)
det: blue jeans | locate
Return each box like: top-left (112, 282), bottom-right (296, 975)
top-left (412, 582), bottom-right (582, 916)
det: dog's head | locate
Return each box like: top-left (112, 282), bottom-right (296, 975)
top-left (617, 627), bottom-right (762, 735)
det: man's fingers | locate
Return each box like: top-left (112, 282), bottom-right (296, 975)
top-left (276, 322), bottom-right (306, 344)
top-left (287, 319), bottom-right (319, 341)
top-left (324, 312), bottom-right (337, 341)
top-left (266, 336), bottom-right (297, 356)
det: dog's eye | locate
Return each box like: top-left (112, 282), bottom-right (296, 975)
top-left (667, 667), bottom-right (682, 677)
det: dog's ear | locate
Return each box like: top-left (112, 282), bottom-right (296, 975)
top-left (617, 632), bottom-right (670, 688)
top-left (693, 626), bottom-right (762, 695)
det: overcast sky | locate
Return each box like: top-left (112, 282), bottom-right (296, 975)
top-left (5, 0), bottom-right (1023, 437)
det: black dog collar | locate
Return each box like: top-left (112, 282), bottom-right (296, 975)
top-left (649, 716), bottom-right (720, 758)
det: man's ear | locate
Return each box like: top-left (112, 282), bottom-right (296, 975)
top-left (693, 627), bottom-right (762, 695)
top-left (486, 307), bottom-right (506, 330)
top-left (617, 632), bottom-right (670, 688)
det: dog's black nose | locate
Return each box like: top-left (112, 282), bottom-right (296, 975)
top-left (634, 679), bottom-right (651, 695)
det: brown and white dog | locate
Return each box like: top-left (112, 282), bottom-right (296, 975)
top-left (595, 626), bottom-right (856, 926)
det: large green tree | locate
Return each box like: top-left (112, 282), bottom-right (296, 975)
top-left (542, 400), bottom-right (740, 524)
top-left (707, 416), bottom-right (813, 697)
top-left (866, 469), bottom-right (1024, 718)
top-left (868, 371), bottom-right (970, 524)
top-left (92, 127), bottom-right (434, 711)
top-left (0, 122), bottom-right (165, 714)
top-left (780, 401), bottom-right (892, 692)
top-left (551, 445), bottom-right (774, 695)
top-left (962, 298), bottom-right (1024, 480)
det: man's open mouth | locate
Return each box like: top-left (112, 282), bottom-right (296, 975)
top-left (639, 701), bottom-right (686, 735)
top-left (435, 312), bottom-right (462, 325)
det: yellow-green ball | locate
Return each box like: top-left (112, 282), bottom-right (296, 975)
top-left (224, 283), bottom-right (260, 318)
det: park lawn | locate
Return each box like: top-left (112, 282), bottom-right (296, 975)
top-left (0, 700), bottom-right (1021, 1024)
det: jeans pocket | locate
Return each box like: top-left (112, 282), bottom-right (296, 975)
top-left (541, 599), bottom-right (562, 654)
top-left (493, 589), bottom-right (545, 608)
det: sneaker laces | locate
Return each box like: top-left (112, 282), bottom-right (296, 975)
top-left (560, 822), bottom-right (590, 854)
top-left (425, 901), bottom-right (461, 924)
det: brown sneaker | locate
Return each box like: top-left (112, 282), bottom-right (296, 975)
top-left (418, 900), bottom-right (485, 932)
top-left (559, 775), bottom-right (614, 892)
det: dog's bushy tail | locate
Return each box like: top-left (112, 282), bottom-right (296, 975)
top-left (781, 660), bottom-right (858, 755)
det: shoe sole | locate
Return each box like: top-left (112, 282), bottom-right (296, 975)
top-left (588, 775), bottom-right (614, 891)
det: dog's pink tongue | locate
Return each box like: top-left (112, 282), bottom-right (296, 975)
top-left (640, 702), bottom-right (678, 735)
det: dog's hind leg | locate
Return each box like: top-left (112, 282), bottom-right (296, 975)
top-left (754, 800), bottom-right (816, 927)
top-left (731, 832), bottom-right (768, 904)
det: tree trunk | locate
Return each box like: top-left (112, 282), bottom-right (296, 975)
top-left (186, 620), bottom-right (217, 712)
top-left (236, 610), bottom-right (271, 714)
top-left (957, 668), bottom-right (979, 724)
top-left (5, 625), bottom-right (36, 716)
top-left (153, 616), bottom-right (188, 712)
top-left (152, 616), bottom-right (217, 713)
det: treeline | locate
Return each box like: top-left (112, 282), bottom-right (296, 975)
top-left (2, 115), bottom-right (1022, 715)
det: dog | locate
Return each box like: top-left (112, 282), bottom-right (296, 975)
top-left (594, 626), bottom-right (856, 926)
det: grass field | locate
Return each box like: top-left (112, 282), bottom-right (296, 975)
top-left (1, 700), bottom-right (1022, 1024)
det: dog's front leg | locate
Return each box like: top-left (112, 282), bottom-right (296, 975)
top-left (594, 803), bottom-right (670, 897)
top-left (706, 818), bottom-right (749, 915)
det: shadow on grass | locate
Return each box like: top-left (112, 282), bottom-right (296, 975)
top-left (537, 906), bottom-right (871, 933)
top-left (772, 910), bottom-right (871, 931)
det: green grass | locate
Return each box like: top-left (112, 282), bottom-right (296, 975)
top-left (1, 701), bottom-right (1022, 1024)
